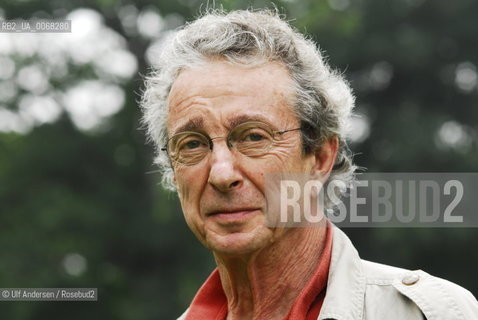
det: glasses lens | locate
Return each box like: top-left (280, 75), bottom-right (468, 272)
top-left (169, 132), bottom-right (209, 164)
top-left (230, 122), bottom-right (274, 157)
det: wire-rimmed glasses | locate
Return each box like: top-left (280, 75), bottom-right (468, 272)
top-left (162, 121), bottom-right (301, 165)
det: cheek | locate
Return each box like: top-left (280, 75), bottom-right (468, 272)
top-left (175, 166), bottom-right (209, 212)
top-left (175, 170), bottom-right (196, 209)
top-left (175, 172), bottom-right (211, 244)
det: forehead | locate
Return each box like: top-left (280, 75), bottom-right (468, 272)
top-left (166, 61), bottom-right (297, 134)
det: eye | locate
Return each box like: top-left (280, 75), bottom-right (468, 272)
top-left (174, 133), bottom-right (208, 152)
top-left (234, 125), bottom-right (272, 144)
top-left (180, 138), bottom-right (208, 150)
top-left (244, 132), bottom-right (266, 142)
top-left (184, 139), bottom-right (202, 149)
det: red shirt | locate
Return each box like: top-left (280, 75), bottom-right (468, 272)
top-left (185, 224), bottom-right (333, 320)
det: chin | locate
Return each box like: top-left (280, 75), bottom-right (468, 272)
top-left (206, 230), bottom-right (271, 256)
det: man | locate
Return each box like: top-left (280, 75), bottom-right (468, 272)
top-left (141, 9), bottom-right (478, 320)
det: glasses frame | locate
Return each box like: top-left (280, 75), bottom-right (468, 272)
top-left (161, 121), bottom-right (302, 166)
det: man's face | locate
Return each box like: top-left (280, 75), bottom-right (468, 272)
top-left (167, 61), bottom-right (317, 256)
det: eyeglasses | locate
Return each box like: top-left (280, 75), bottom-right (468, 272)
top-left (162, 121), bottom-right (301, 165)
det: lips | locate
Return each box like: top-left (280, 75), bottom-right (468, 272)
top-left (206, 208), bottom-right (260, 224)
top-left (206, 208), bottom-right (260, 216)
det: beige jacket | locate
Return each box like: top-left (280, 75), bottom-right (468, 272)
top-left (178, 226), bottom-right (478, 319)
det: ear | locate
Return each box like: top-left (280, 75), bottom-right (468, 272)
top-left (311, 136), bottom-right (339, 181)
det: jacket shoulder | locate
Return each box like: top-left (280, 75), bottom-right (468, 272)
top-left (362, 259), bottom-right (478, 320)
top-left (419, 272), bottom-right (478, 320)
top-left (362, 259), bottom-right (410, 280)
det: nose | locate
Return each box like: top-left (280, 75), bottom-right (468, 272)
top-left (207, 141), bottom-right (242, 192)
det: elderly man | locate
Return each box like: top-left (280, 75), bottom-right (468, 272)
top-left (141, 9), bottom-right (478, 320)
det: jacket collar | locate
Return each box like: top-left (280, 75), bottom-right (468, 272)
top-left (319, 225), bottom-right (366, 320)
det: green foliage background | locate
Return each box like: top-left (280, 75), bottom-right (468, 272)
top-left (0, 0), bottom-right (477, 319)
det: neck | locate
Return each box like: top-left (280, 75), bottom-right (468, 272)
top-left (214, 221), bottom-right (328, 320)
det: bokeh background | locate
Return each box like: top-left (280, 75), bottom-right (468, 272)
top-left (0, 0), bottom-right (477, 319)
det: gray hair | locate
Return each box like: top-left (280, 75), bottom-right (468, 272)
top-left (141, 9), bottom-right (357, 204)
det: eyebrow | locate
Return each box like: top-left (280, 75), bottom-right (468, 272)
top-left (170, 113), bottom-right (275, 136)
top-left (171, 117), bottom-right (205, 135)
top-left (225, 114), bottom-right (274, 130)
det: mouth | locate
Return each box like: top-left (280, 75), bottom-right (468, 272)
top-left (207, 208), bottom-right (260, 215)
top-left (206, 208), bottom-right (260, 222)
